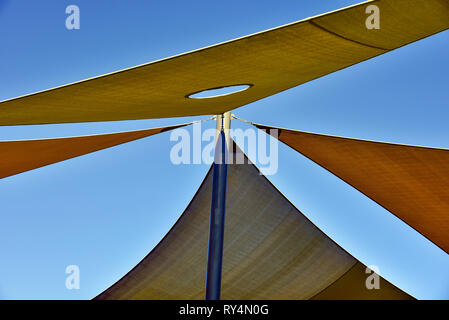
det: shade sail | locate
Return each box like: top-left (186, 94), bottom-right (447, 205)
top-left (96, 143), bottom-right (411, 300)
top-left (255, 123), bottom-right (449, 254)
top-left (0, 123), bottom-right (188, 180)
top-left (1, 0), bottom-right (448, 125)
top-left (311, 262), bottom-right (411, 300)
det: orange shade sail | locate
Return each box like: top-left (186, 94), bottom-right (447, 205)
top-left (0, 123), bottom-right (188, 180)
top-left (255, 123), bottom-right (449, 254)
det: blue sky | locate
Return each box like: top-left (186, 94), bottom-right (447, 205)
top-left (0, 0), bottom-right (448, 299)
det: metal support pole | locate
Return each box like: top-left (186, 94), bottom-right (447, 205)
top-left (205, 112), bottom-right (231, 300)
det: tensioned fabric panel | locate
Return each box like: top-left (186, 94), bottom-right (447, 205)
top-left (311, 262), bottom-right (412, 300)
top-left (0, 123), bottom-right (187, 180)
top-left (96, 144), bottom-right (412, 299)
top-left (255, 124), bottom-right (449, 254)
top-left (1, 0), bottom-right (448, 125)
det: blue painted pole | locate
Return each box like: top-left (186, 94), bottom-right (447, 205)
top-left (205, 113), bottom-right (230, 300)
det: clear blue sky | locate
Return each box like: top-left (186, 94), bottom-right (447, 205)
top-left (0, 0), bottom-right (448, 300)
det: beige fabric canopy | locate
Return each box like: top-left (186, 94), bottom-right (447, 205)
top-left (1, 0), bottom-right (448, 125)
top-left (255, 123), bottom-right (449, 254)
top-left (0, 123), bottom-right (187, 180)
top-left (96, 144), bottom-right (412, 300)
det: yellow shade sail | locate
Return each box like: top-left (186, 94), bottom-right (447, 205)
top-left (255, 123), bottom-right (449, 254)
top-left (0, 123), bottom-right (188, 180)
top-left (1, 0), bottom-right (448, 125)
top-left (96, 144), bottom-right (412, 300)
top-left (311, 262), bottom-right (411, 300)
